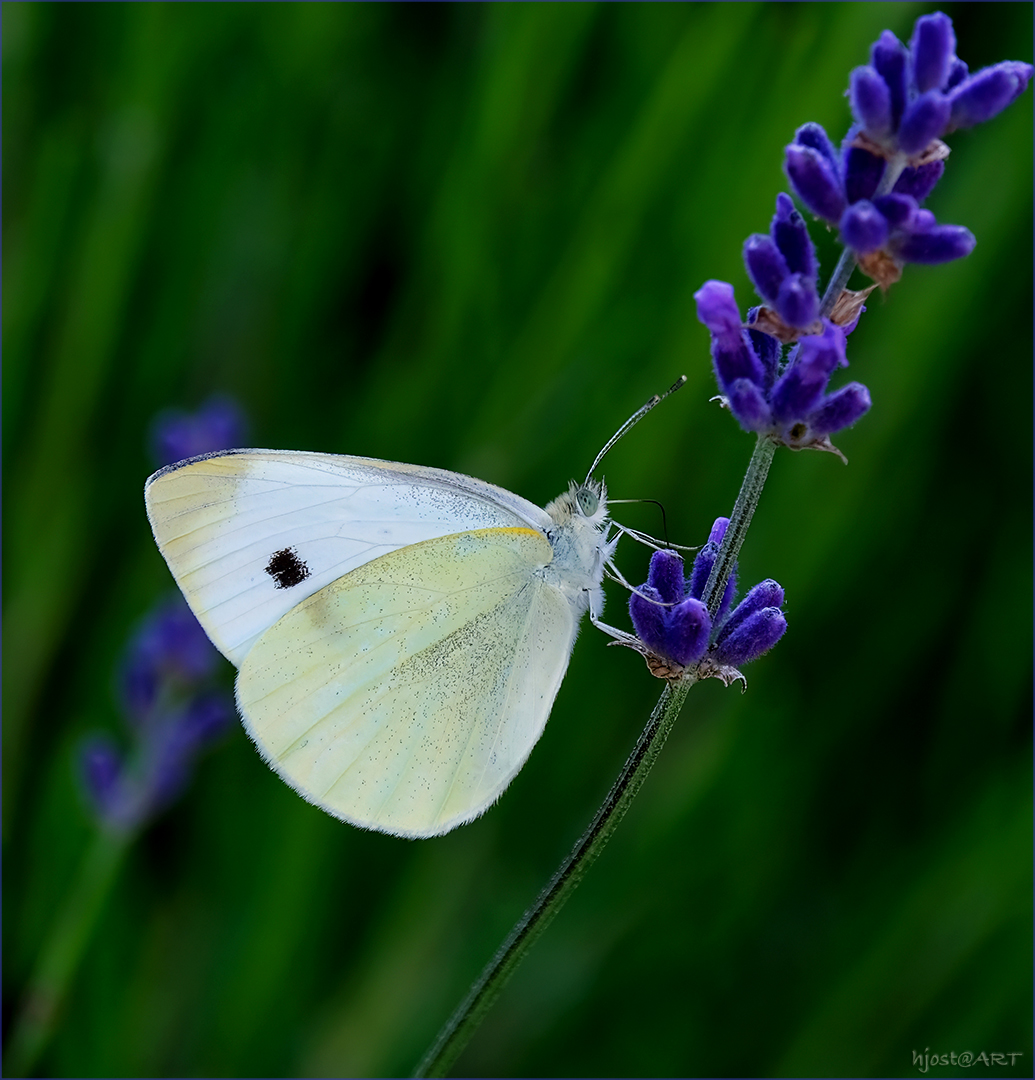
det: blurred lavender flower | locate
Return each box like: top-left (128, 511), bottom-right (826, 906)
top-left (80, 396), bottom-right (246, 830)
top-left (695, 280), bottom-right (870, 456)
top-left (628, 518), bottom-right (787, 682)
top-left (150, 394), bottom-right (247, 467)
top-left (80, 598), bottom-right (234, 833)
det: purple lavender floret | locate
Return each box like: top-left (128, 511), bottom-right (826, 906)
top-left (628, 551), bottom-right (711, 667)
top-left (843, 193), bottom-right (975, 283)
top-left (695, 281), bottom-right (870, 450)
top-left (629, 524), bottom-right (786, 672)
top-left (150, 395), bottom-right (247, 467)
top-left (81, 596), bottom-right (233, 833)
top-left (712, 602), bottom-right (787, 668)
top-left (743, 195), bottom-right (820, 329)
top-left (847, 14), bottom-right (1032, 158)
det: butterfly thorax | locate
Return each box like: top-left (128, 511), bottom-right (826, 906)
top-left (542, 480), bottom-right (612, 615)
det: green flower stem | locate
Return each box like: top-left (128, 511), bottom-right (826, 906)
top-left (701, 434), bottom-right (777, 615)
top-left (819, 247), bottom-right (858, 318)
top-left (819, 150), bottom-right (909, 319)
top-left (413, 676), bottom-right (695, 1078)
top-left (416, 435), bottom-right (780, 1077)
top-left (4, 826), bottom-right (134, 1078)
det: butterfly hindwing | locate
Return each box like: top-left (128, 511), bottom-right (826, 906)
top-left (145, 450), bottom-right (552, 666)
top-left (236, 527), bottom-right (577, 838)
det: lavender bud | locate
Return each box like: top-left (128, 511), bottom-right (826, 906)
top-left (695, 282), bottom-right (767, 390)
top-left (945, 57), bottom-right (969, 91)
top-left (871, 29), bottom-right (909, 127)
top-left (873, 194), bottom-right (918, 230)
top-left (688, 542), bottom-right (716, 600)
top-left (840, 200), bottom-right (889, 254)
top-left (646, 549), bottom-right (686, 605)
top-left (842, 144), bottom-right (885, 205)
top-left (797, 320), bottom-right (847, 374)
top-left (746, 325), bottom-right (781, 388)
top-left (897, 91), bottom-right (951, 155)
top-left (807, 382), bottom-right (872, 435)
top-left (892, 223), bottom-right (976, 264)
top-left (629, 585), bottom-right (666, 655)
top-left (712, 607), bottom-right (787, 667)
top-left (708, 517), bottom-right (730, 546)
top-left (688, 526), bottom-right (737, 610)
top-left (744, 234), bottom-right (788, 303)
top-left (695, 279), bottom-right (742, 337)
top-left (775, 274), bottom-right (819, 329)
top-left (892, 161), bottom-right (943, 203)
top-left (769, 360), bottom-right (829, 425)
top-left (849, 65), bottom-right (893, 139)
top-left (948, 61), bottom-right (1034, 128)
top-left (793, 122), bottom-right (841, 175)
top-left (727, 378), bottom-right (772, 432)
top-left (784, 144), bottom-right (846, 223)
top-left (772, 193), bottom-right (817, 280)
top-left (661, 598), bottom-right (712, 666)
top-left (629, 555), bottom-right (712, 667)
top-left (715, 579), bottom-right (785, 643)
top-left (914, 209), bottom-right (936, 231)
top-left (910, 12), bottom-right (956, 93)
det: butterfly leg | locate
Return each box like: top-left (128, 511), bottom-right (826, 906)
top-left (587, 584), bottom-right (641, 646)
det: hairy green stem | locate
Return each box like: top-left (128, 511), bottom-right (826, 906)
top-left (701, 434), bottom-right (776, 616)
top-left (819, 247), bottom-right (858, 317)
top-left (4, 827), bottom-right (134, 1078)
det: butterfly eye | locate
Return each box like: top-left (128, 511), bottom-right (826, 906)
top-left (576, 487), bottom-right (599, 516)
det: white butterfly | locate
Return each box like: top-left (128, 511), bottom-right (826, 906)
top-left (145, 448), bottom-right (623, 838)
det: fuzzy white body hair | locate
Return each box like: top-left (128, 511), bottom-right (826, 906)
top-left (543, 479), bottom-right (616, 621)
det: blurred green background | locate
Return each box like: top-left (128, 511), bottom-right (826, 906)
top-left (3, 3), bottom-right (1031, 1077)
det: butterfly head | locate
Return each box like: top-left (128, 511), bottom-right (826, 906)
top-left (545, 478), bottom-right (609, 531)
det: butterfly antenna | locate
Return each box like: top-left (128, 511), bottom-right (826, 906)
top-left (584, 375), bottom-right (686, 484)
top-left (609, 497), bottom-right (672, 548)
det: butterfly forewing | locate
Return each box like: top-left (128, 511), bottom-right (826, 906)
top-left (145, 450), bottom-right (551, 666)
top-left (236, 527), bottom-right (576, 837)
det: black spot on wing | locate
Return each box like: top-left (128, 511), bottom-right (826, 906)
top-left (265, 547), bottom-right (311, 589)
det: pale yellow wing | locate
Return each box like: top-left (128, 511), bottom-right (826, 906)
top-left (236, 527), bottom-right (578, 838)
